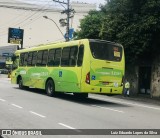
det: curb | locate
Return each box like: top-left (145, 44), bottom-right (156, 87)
top-left (114, 95), bottom-right (160, 105)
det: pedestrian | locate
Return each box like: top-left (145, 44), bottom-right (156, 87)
top-left (124, 79), bottom-right (130, 97)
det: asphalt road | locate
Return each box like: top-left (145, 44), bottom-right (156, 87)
top-left (0, 75), bottom-right (160, 138)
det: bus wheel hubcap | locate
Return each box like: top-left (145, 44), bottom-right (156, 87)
top-left (48, 83), bottom-right (52, 94)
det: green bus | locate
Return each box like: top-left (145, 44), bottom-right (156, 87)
top-left (11, 39), bottom-right (125, 98)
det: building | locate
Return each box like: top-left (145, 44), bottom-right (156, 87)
top-left (151, 54), bottom-right (160, 97)
top-left (0, 0), bottom-right (96, 48)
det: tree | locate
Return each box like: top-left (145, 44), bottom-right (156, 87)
top-left (76, 0), bottom-right (160, 64)
top-left (75, 10), bottom-right (104, 39)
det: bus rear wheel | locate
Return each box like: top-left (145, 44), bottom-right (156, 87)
top-left (46, 79), bottom-right (55, 97)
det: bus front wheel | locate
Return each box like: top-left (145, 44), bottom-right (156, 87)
top-left (46, 79), bottom-right (55, 97)
top-left (18, 77), bottom-right (24, 89)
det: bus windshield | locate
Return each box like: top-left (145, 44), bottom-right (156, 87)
top-left (89, 41), bottom-right (122, 62)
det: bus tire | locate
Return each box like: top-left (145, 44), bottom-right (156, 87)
top-left (46, 79), bottom-right (55, 97)
top-left (18, 77), bottom-right (24, 89)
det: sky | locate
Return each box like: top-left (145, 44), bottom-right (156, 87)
top-left (17, 0), bottom-right (106, 9)
top-left (72, 0), bottom-right (106, 6)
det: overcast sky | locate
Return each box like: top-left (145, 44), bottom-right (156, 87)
top-left (73, 0), bottom-right (106, 9)
top-left (17, 0), bottom-right (106, 9)
top-left (72, 0), bottom-right (106, 6)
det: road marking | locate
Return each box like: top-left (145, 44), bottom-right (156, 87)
top-left (58, 123), bottom-right (76, 129)
top-left (11, 104), bottom-right (23, 109)
top-left (91, 95), bottom-right (160, 111)
top-left (0, 98), bottom-right (6, 102)
top-left (30, 111), bottom-right (46, 118)
top-left (91, 105), bottom-right (124, 113)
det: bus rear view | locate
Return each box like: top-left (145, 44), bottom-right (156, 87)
top-left (82, 39), bottom-right (125, 95)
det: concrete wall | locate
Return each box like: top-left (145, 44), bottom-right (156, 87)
top-left (125, 66), bottom-right (139, 96)
top-left (126, 55), bottom-right (160, 98)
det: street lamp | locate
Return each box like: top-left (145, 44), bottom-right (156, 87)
top-left (43, 16), bottom-right (64, 38)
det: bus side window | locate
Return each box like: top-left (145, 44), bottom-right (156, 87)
top-left (32, 51), bottom-right (37, 66)
top-left (23, 53), bottom-right (28, 66)
top-left (27, 52), bottom-right (33, 66)
top-left (61, 47), bottom-right (70, 66)
top-left (48, 49), bottom-right (55, 66)
top-left (41, 50), bottom-right (48, 66)
top-left (36, 51), bottom-right (43, 66)
top-left (54, 48), bottom-right (61, 66)
top-left (69, 46), bottom-right (78, 66)
top-left (19, 53), bottom-right (25, 66)
top-left (77, 45), bottom-right (84, 67)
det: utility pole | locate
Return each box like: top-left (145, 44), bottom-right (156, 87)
top-left (66, 0), bottom-right (70, 42)
top-left (52, 0), bottom-right (75, 41)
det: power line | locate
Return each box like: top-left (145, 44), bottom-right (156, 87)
top-left (0, 1), bottom-right (90, 38)
top-left (43, 15), bottom-right (64, 37)
top-left (0, 1), bottom-right (53, 35)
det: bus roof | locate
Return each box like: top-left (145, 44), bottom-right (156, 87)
top-left (14, 39), bottom-right (122, 54)
top-left (15, 39), bottom-right (88, 54)
top-left (89, 39), bottom-right (122, 47)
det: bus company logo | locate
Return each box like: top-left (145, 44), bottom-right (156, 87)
top-left (20, 70), bottom-right (26, 75)
top-left (2, 130), bottom-right (11, 135)
top-left (31, 72), bottom-right (48, 77)
top-left (31, 73), bottom-right (40, 77)
top-left (111, 71), bottom-right (122, 76)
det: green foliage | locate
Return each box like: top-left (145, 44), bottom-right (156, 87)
top-left (75, 10), bottom-right (104, 39)
top-left (76, 0), bottom-right (160, 64)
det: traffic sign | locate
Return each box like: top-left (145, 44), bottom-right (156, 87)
top-left (64, 28), bottom-right (74, 40)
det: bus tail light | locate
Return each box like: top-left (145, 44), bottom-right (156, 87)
top-left (85, 72), bottom-right (90, 84)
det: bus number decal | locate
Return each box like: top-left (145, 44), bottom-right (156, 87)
top-left (114, 51), bottom-right (120, 57)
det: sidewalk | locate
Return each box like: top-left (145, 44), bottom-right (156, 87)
top-left (114, 94), bottom-right (160, 106)
top-left (0, 74), bottom-right (11, 80)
